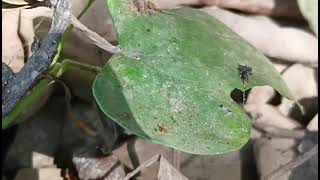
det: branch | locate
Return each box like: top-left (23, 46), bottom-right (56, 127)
top-left (2, 0), bottom-right (71, 119)
top-left (263, 144), bottom-right (318, 180)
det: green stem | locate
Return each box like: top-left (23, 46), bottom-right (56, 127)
top-left (60, 59), bottom-right (102, 76)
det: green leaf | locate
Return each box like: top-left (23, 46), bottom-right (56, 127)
top-left (93, 0), bottom-right (294, 155)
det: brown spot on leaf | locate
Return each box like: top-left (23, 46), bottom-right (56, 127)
top-left (158, 124), bottom-right (168, 133)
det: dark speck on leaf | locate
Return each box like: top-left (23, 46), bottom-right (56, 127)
top-left (158, 124), bottom-right (168, 133)
top-left (237, 64), bottom-right (252, 83)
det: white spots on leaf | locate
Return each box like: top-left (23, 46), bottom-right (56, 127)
top-left (160, 81), bottom-right (173, 96)
top-left (169, 96), bottom-right (186, 113)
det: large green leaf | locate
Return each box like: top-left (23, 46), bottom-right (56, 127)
top-left (93, 0), bottom-right (293, 155)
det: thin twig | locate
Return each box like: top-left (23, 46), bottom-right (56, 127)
top-left (253, 122), bottom-right (306, 139)
top-left (123, 154), bottom-right (160, 180)
top-left (69, 15), bottom-right (121, 54)
top-left (263, 144), bottom-right (318, 180)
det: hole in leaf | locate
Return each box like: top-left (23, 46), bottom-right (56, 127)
top-left (268, 91), bottom-right (282, 105)
top-left (230, 88), bottom-right (250, 104)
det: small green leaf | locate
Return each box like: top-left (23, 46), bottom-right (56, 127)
top-left (93, 0), bottom-right (293, 155)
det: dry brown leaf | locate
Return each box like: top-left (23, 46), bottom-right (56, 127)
top-left (202, 7), bottom-right (318, 65)
top-left (246, 86), bottom-right (275, 105)
top-left (19, 7), bottom-right (53, 57)
top-left (158, 156), bottom-right (189, 180)
top-left (113, 138), bottom-right (174, 179)
top-left (73, 154), bottom-right (122, 180)
top-left (278, 64), bottom-right (317, 118)
top-left (253, 137), bottom-right (298, 180)
top-left (32, 152), bottom-right (56, 169)
top-left (245, 104), bottom-right (301, 129)
top-left (307, 114), bottom-right (318, 131)
top-left (202, 0), bottom-right (302, 19)
top-left (103, 164), bottom-right (126, 180)
top-left (154, 0), bottom-right (302, 19)
top-left (2, 10), bottom-right (25, 72)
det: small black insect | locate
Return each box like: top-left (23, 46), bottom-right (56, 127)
top-left (237, 65), bottom-right (252, 83)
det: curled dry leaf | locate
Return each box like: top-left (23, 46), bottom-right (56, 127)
top-left (202, 7), bottom-right (318, 65)
top-left (113, 138), bottom-right (174, 179)
top-left (3, 7), bottom-right (52, 69)
top-left (19, 7), bottom-right (53, 57)
top-left (73, 154), bottom-right (122, 180)
top-left (2, 10), bottom-right (25, 72)
top-left (278, 64), bottom-right (317, 121)
top-left (32, 152), bottom-right (56, 169)
top-left (2, 0), bottom-right (29, 5)
top-left (154, 0), bottom-right (302, 19)
top-left (246, 86), bottom-right (275, 105)
top-left (270, 59), bottom-right (291, 74)
top-left (158, 156), bottom-right (189, 180)
top-left (245, 104), bottom-right (301, 129)
top-left (307, 114), bottom-right (318, 131)
top-left (103, 165), bottom-right (125, 180)
top-left (202, 0), bottom-right (302, 19)
top-left (253, 137), bottom-right (298, 180)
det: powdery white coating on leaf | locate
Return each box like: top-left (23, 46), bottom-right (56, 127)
top-left (93, 0), bottom-right (293, 155)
